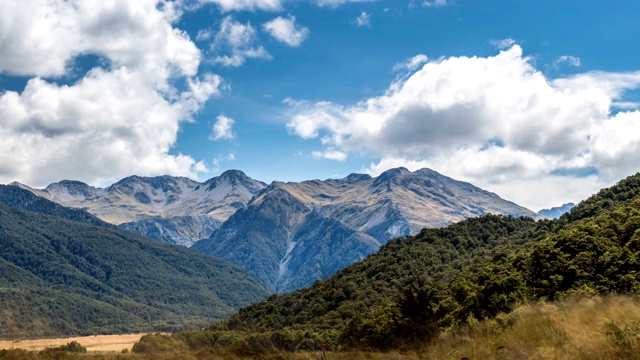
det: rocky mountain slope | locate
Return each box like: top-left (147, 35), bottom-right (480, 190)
top-left (193, 167), bottom-right (538, 292)
top-left (13, 170), bottom-right (266, 246)
top-left (12, 167), bottom-right (538, 292)
top-left (0, 185), bottom-right (271, 338)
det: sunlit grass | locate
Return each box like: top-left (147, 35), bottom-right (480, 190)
top-left (423, 295), bottom-right (640, 360)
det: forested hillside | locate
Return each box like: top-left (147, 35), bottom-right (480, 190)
top-left (0, 188), bottom-right (271, 338)
top-left (148, 173), bottom-right (640, 353)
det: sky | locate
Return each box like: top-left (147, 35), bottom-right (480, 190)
top-left (1, 0), bottom-right (640, 212)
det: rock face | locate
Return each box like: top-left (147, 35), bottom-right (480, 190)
top-left (13, 170), bottom-right (266, 246)
top-left (193, 167), bottom-right (539, 292)
top-left (119, 216), bottom-right (222, 247)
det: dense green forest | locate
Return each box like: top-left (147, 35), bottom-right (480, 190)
top-left (0, 186), bottom-right (271, 338)
top-left (129, 172), bottom-right (640, 355)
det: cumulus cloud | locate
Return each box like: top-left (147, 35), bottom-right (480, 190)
top-left (356, 12), bottom-right (371, 27)
top-left (210, 16), bottom-right (271, 67)
top-left (286, 45), bottom-right (640, 210)
top-left (263, 16), bottom-right (309, 47)
top-left (0, 0), bottom-right (220, 187)
top-left (195, 0), bottom-right (282, 12)
top-left (210, 114), bottom-right (236, 140)
top-left (0, 1), bottom-right (200, 80)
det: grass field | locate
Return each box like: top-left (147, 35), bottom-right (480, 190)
top-left (0, 333), bottom-right (146, 353)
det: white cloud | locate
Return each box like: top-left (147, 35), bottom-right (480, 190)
top-left (393, 54), bottom-right (429, 72)
top-left (195, 0), bottom-right (282, 12)
top-left (210, 114), bottom-right (236, 140)
top-left (356, 12), bottom-right (371, 27)
top-left (263, 16), bottom-right (309, 47)
top-left (286, 45), bottom-right (640, 210)
top-left (312, 149), bottom-right (348, 161)
top-left (211, 16), bottom-right (271, 67)
top-left (0, 0), bottom-right (220, 187)
top-left (315, 0), bottom-right (376, 7)
top-left (0, 0), bottom-right (200, 81)
top-left (555, 55), bottom-right (581, 68)
top-left (490, 38), bottom-right (516, 50)
top-left (196, 29), bottom-right (214, 41)
top-left (423, 0), bottom-right (448, 7)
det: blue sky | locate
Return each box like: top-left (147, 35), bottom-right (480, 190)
top-left (1, 0), bottom-right (640, 211)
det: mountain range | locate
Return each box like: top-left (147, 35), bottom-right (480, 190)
top-left (12, 170), bottom-right (266, 247)
top-left (13, 167), bottom-right (539, 292)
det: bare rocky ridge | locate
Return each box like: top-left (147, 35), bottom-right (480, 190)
top-left (275, 167), bottom-right (537, 241)
top-left (13, 170), bottom-right (266, 246)
top-left (192, 167), bottom-right (539, 292)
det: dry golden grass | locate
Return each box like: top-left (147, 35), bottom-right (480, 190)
top-left (0, 333), bottom-right (146, 353)
top-left (423, 295), bottom-right (640, 360)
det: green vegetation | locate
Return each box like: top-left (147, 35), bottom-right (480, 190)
top-left (3, 295), bottom-right (640, 359)
top-left (0, 187), bottom-right (271, 338)
top-left (125, 172), bottom-right (640, 355)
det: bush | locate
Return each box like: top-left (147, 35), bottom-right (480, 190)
top-left (59, 342), bottom-right (86, 353)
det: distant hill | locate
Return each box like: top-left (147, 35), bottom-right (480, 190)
top-left (183, 172), bottom-right (640, 352)
top-left (0, 185), bottom-right (271, 338)
top-left (538, 202), bottom-right (575, 218)
top-left (193, 167), bottom-right (539, 292)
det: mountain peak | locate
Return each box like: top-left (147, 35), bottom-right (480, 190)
top-left (333, 173), bottom-right (372, 183)
top-left (111, 175), bottom-right (190, 194)
top-left (379, 167), bottom-right (411, 178)
top-left (44, 180), bottom-right (97, 200)
top-left (415, 167), bottom-right (444, 178)
top-left (8, 181), bottom-right (33, 191)
top-left (372, 167), bottom-right (411, 187)
top-left (204, 169), bottom-right (265, 192)
top-left (220, 169), bottom-right (248, 179)
top-left (45, 179), bottom-right (91, 190)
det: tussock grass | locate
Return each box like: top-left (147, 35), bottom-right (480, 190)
top-left (423, 295), bottom-right (640, 360)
